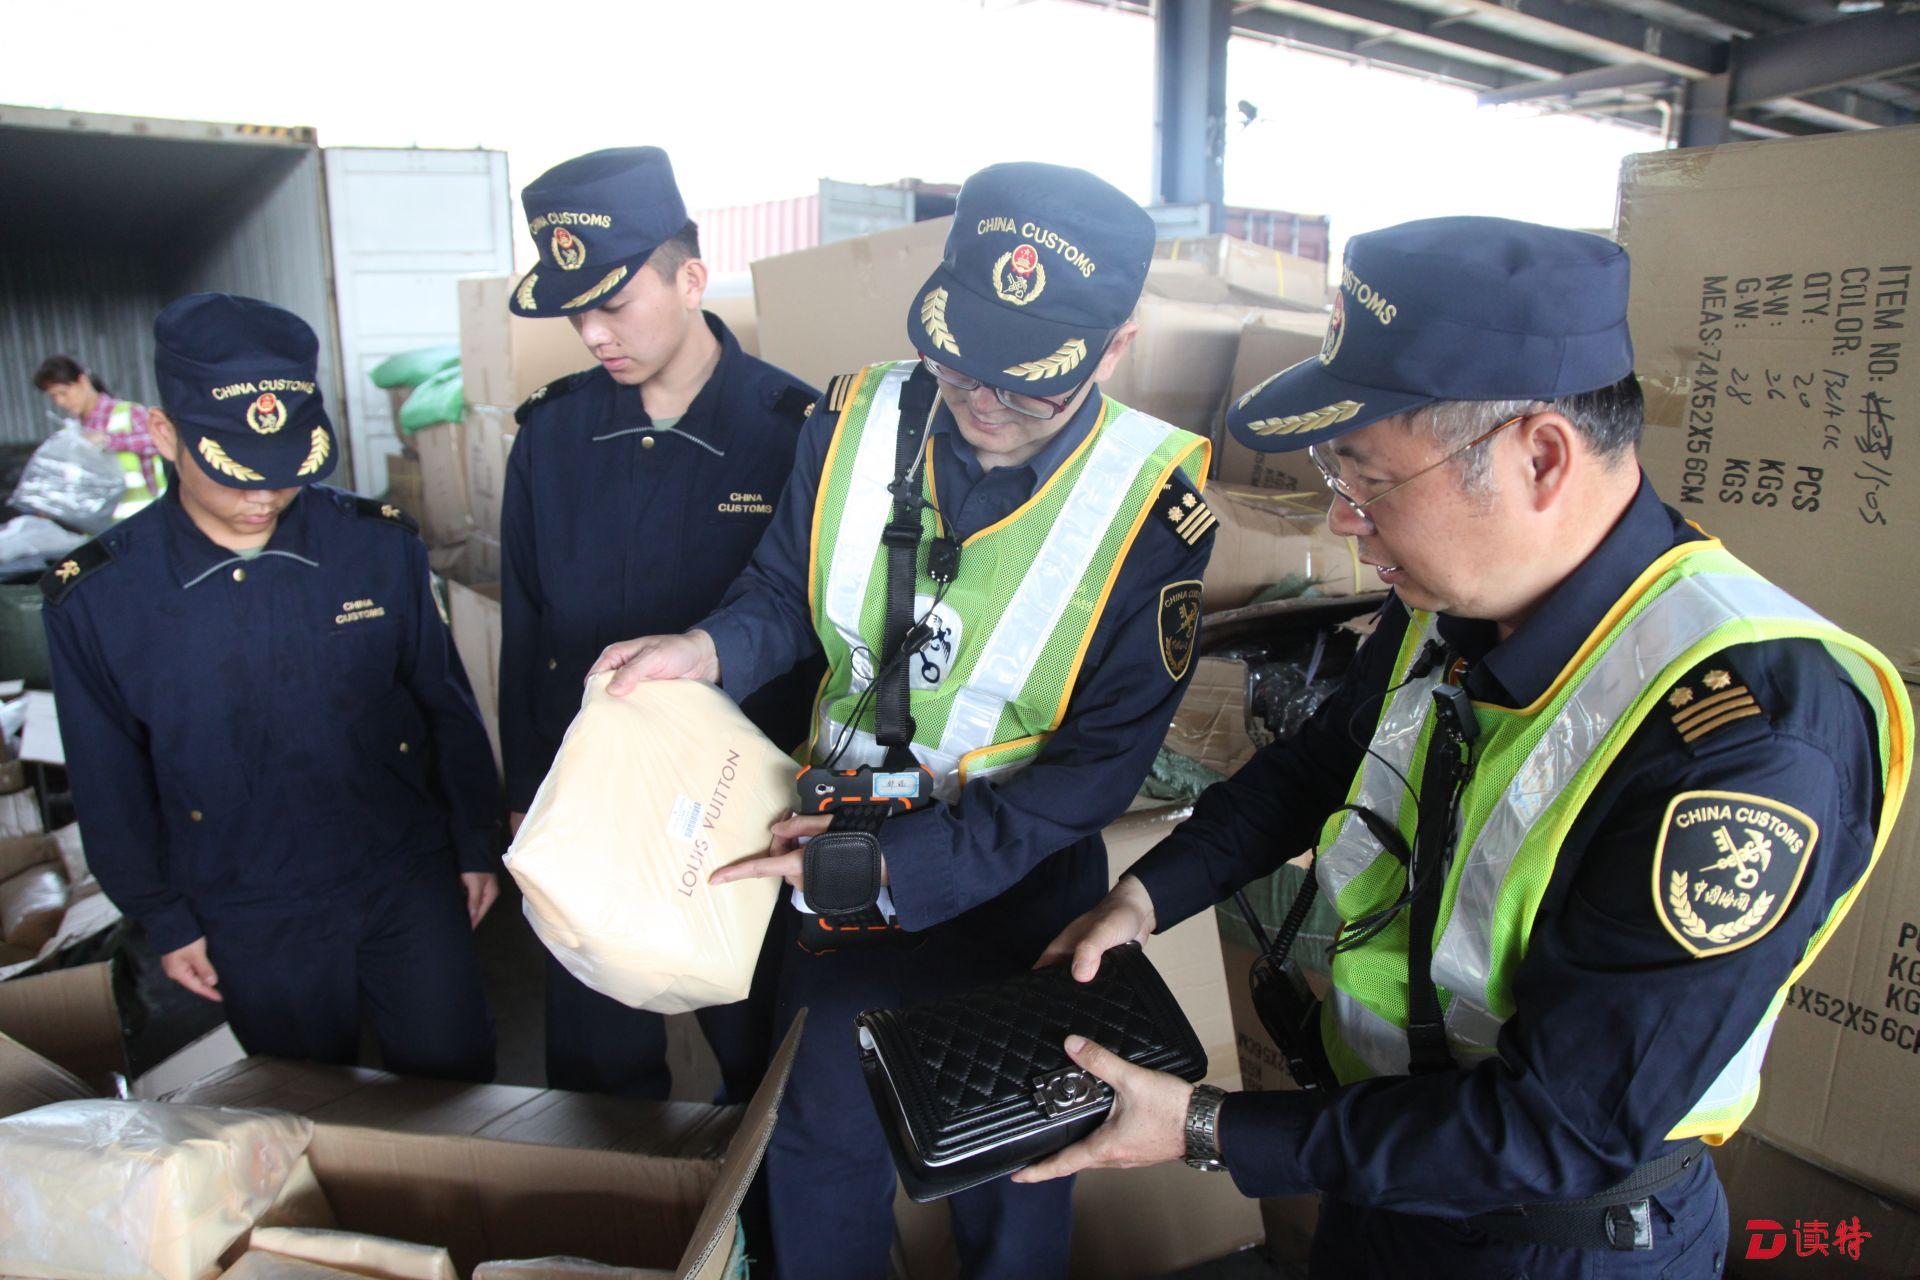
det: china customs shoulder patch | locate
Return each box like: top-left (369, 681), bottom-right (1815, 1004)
top-left (1652, 790), bottom-right (1818, 958)
top-left (1159, 580), bottom-right (1203, 681)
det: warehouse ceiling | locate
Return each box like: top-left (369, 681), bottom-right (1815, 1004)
top-left (1087, 0), bottom-right (1920, 141)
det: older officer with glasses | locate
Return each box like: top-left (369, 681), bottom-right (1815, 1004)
top-left (590, 161), bottom-right (1219, 1280)
top-left (1020, 216), bottom-right (1911, 1279)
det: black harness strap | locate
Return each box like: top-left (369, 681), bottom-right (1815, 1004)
top-left (875, 366), bottom-right (937, 772)
top-left (1405, 682), bottom-right (1476, 1076)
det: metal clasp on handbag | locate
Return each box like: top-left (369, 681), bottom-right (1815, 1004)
top-left (1032, 1067), bottom-right (1112, 1118)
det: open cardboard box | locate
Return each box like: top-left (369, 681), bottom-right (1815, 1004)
top-left (164, 1015), bottom-right (804, 1279)
top-left (0, 960), bottom-right (803, 1280)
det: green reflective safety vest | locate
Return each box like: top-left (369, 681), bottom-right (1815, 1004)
top-left (1313, 539), bottom-right (1911, 1144)
top-left (806, 361), bottom-right (1209, 799)
top-left (105, 399), bottom-right (162, 519)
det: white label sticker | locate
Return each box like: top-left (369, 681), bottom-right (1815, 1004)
top-left (666, 795), bottom-right (703, 844)
top-left (872, 771), bottom-right (921, 799)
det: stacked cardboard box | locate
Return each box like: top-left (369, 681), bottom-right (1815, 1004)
top-left (0, 964), bottom-right (803, 1280)
top-left (753, 224), bottom-right (1333, 447)
top-left (1617, 124), bottom-right (1920, 1262)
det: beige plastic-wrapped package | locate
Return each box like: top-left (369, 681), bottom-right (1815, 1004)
top-left (506, 674), bottom-right (793, 1014)
top-left (0, 1099), bottom-right (313, 1280)
top-left (249, 1228), bottom-right (455, 1280)
top-left (474, 1260), bottom-right (673, 1279)
top-left (221, 1253), bottom-right (363, 1280)
top-left (0, 863), bottom-right (67, 952)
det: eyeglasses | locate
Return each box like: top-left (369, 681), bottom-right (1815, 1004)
top-left (920, 356), bottom-right (1086, 421)
top-left (1308, 412), bottom-right (1526, 526)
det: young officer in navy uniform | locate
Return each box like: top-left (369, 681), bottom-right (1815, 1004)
top-left (43, 294), bottom-right (502, 1081)
top-left (1017, 219), bottom-right (1912, 1279)
top-left (592, 163), bottom-right (1220, 1280)
top-left (501, 146), bottom-right (819, 1102)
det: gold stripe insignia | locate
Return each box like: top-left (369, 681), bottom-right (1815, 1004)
top-left (198, 437), bottom-right (265, 483)
top-left (1681, 703), bottom-right (1763, 743)
top-left (1670, 681), bottom-right (1763, 743)
top-left (1004, 339), bottom-right (1087, 383)
top-left (1161, 491), bottom-right (1215, 545)
top-left (295, 426), bottom-right (330, 477)
top-left (562, 265), bottom-right (627, 311)
top-left (920, 288), bottom-right (961, 357)
top-left (1244, 400), bottom-right (1364, 438)
top-left (826, 374), bottom-right (856, 414)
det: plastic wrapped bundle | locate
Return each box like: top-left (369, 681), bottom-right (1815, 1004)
top-left (249, 1227), bottom-right (456, 1280)
top-left (0, 1100), bottom-right (313, 1280)
top-left (9, 426), bottom-right (125, 535)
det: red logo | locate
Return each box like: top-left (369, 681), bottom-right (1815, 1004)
top-left (1011, 244), bottom-right (1038, 277)
top-left (1745, 1216), bottom-right (1873, 1262)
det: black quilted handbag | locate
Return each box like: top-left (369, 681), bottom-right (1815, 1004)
top-left (854, 942), bottom-right (1208, 1202)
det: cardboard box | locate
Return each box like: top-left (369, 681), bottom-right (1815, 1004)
top-left (1717, 1132), bottom-right (1920, 1279)
top-left (446, 579), bottom-right (503, 775)
top-left (1215, 934), bottom-right (1321, 1268)
top-left (384, 454), bottom-right (426, 530)
top-left (411, 420), bottom-right (472, 547)
top-left (463, 406), bottom-right (516, 540)
top-left (1617, 127), bottom-right (1920, 677)
top-left (164, 1017), bottom-right (802, 1279)
top-left (1202, 484), bottom-right (1384, 613)
top-left (1154, 235), bottom-right (1331, 312)
top-left (752, 218), bottom-right (953, 391)
top-left (0, 961), bottom-right (126, 1095)
top-left (1104, 293), bottom-right (1256, 439)
top-left (458, 276), bottom-right (594, 411)
top-left (1739, 683), bottom-right (1920, 1204)
top-left (1212, 312), bottom-right (1335, 493)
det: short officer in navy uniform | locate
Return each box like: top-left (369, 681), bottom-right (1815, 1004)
top-left (44, 294), bottom-right (502, 1081)
top-left (501, 146), bottom-right (819, 1102)
top-left (1018, 218), bottom-right (1912, 1279)
top-left (592, 163), bottom-right (1220, 1280)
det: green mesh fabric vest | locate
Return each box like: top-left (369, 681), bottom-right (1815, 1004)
top-left (1313, 540), bottom-right (1911, 1144)
top-left (806, 361), bottom-right (1209, 799)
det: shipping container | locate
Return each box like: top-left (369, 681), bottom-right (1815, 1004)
top-left (0, 104), bottom-right (514, 496)
top-left (1147, 202), bottom-right (1332, 262)
top-left (691, 178), bottom-right (959, 275)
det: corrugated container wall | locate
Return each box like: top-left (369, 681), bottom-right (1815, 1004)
top-left (691, 195), bottom-right (821, 277)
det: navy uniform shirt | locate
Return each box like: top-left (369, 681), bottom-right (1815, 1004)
top-left (701, 383), bottom-right (1216, 938)
top-left (500, 313), bottom-right (818, 812)
top-left (1130, 476), bottom-right (1883, 1213)
top-left (43, 486), bottom-right (503, 957)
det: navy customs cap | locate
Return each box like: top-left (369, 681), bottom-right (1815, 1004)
top-left (1227, 216), bottom-right (1634, 452)
top-left (509, 146), bottom-right (688, 318)
top-left (906, 162), bottom-right (1156, 397)
top-left (154, 293), bottom-right (337, 489)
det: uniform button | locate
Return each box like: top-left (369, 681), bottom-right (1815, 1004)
top-left (548, 658), bottom-right (558, 671)
top-left (641, 435), bottom-right (657, 450)
top-left (190, 810), bottom-right (203, 822)
top-left (398, 742), bottom-right (410, 754)
top-left (231, 567), bottom-right (246, 583)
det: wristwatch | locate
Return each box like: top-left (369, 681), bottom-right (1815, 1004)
top-left (1183, 1083), bottom-right (1228, 1172)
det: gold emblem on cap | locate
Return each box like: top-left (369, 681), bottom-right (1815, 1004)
top-left (1320, 292), bottom-right (1348, 366)
top-left (564, 265), bottom-right (628, 311)
top-left (55, 560), bottom-right (80, 582)
top-left (246, 392), bottom-right (288, 435)
top-left (1244, 400), bottom-right (1364, 438)
top-left (296, 426), bottom-right (330, 477)
top-left (515, 273), bottom-right (540, 311)
top-left (920, 288), bottom-right (961, 357)
top-left (199, 437), bottom-right (266, 483)
top-left (551, 226), bottom-right (588, 272)
top-left (1004, 338), bottom-right (1085, 383)
top-left (992, 245), bottom-right (1047, 307)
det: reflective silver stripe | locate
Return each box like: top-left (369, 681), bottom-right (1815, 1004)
top-left (1331, 988), bottom-right (1409, 1078)
top-left (933, 408), bottom-right (1171, 768)
top-left (821, 364), bottom-right (915, 705)
top-left (1315, 614), bottom-right (1444, 907)
top-left (1431, 570), bottom-right (1829, 1048)
top-left (1691, 1017), bottom-right (1776, 1117)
